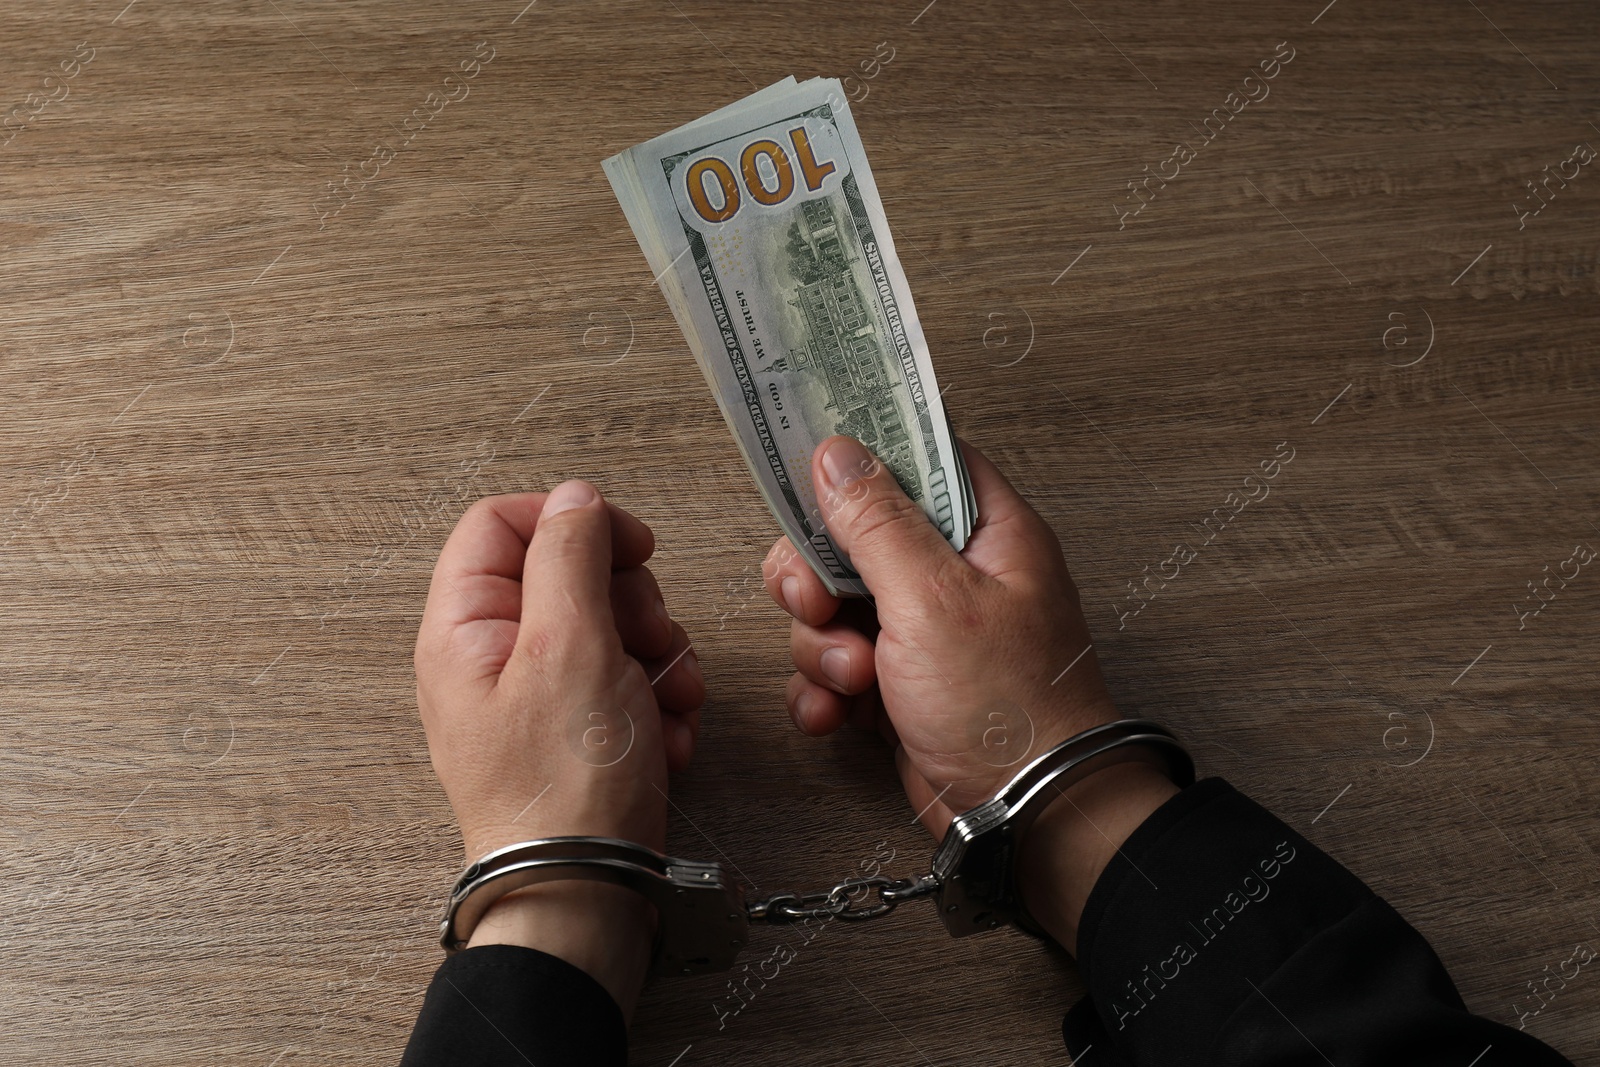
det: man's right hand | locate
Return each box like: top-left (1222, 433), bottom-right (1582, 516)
top-left (762, 435), bottom-right (1179, 953)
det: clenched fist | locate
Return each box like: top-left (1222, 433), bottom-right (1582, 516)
top-left (414, 481), bottom-right (704, 1015)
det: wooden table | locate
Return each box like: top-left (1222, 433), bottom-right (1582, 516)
top-left (3, 1), bottom-right (1596, 1063)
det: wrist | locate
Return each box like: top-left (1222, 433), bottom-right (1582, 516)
top-left (1016, 759), bottom-right (1180, 955)
top-left (465, 879), bottom-right (656, 1019)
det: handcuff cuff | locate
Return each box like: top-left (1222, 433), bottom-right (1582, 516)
top-left (437, 718), bottom-right (1194, 975)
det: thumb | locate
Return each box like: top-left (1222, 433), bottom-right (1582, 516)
top-left (812, 436), bottom-right (964, 598)
top-left (519, 479), bottom-right (616, 650)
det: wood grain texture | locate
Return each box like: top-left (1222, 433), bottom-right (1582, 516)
top-left (2, 1), bottom-right (1597, 1063)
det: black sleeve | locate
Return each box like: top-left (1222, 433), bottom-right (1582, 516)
top-left (1061, 778), bottom-right (1574, 1066)
top-left (399, 944), bottom-right (627, 1067)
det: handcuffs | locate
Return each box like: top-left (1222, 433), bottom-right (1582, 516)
top-left (437, 719), bottom-right (1194, 975)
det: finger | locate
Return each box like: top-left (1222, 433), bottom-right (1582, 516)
top-left (762, 536), bottom-right (840, 627)
top-left (610, 566), bottom-right (673, 661)
top-left (810, 435), bottom-right (971, 601)
top-left (420, 492), bottom-right (655, 642)
top-left (662, 706), bottom-right (700, 773)
top-left (441, 492), bottom-right (654, 590)
top-left (419, 495), bottom-right (541, 650)
top-left (789, 618), bottom-right (878, 696)
top-left (954, 439), bottom-right (1063, 580)
top-left (417, 498), bottom-right (537, 679)
top-left (520, 480), bottom-right (617, 649)
top-left (786, 672), bottom-right (847, 737)
top-left (640, 621), bottom-right (704, 717)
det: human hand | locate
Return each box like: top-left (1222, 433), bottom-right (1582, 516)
top-left (414, 482), bottom-right (705, 1015)
top-left (762, 437), bottom-right (1177, 952)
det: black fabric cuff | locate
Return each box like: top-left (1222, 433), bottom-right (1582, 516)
top-left (399, 944), bottom-right (628, 1067)
top-left (1065, 777), bottom-right (1372, 1064)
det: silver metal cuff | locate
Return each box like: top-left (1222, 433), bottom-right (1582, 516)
top-left (439, 836), bottom-right (748, 976)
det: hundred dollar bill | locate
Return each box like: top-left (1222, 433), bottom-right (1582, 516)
top-left (604, 77), bottom-right (972, 597)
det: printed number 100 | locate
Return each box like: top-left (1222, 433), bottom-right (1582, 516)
top-left (686, 126), bottom-right (836, 224)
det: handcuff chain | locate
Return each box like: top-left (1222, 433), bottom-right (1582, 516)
top-left (745, 871), bottom-right (939, 924)
top-left (436, 721), bottom-right (1194, 974)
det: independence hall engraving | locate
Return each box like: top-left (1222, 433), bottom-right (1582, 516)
top-left (778, 198), bottom-right (918, 497)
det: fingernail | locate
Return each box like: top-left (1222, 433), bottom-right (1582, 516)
top-left (653, 597), bottom-right (671, 634)
top-left (795, 689), bottom-right (818, 730)
top-left (780, 576), bottom-right (802, 616)
top-left (817, 436), bottom-right (875, 493)
top-left (544, 480), bottom-right (596, 518)
top-left (684, 646), bottom-right (703, 684)
top-left (673, 722), bottom-right (693, 753)
top-left (820, 646), bottom-right (851, 690)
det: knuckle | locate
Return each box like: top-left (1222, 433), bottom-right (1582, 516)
top-left (762, 538), bottom-right (796, 581)
top-left (459, 495), bottom-right (502, 528)
top-left (845, 491), bottom-right (922, 550)
top-left (1033, 514), bottom-right (1064, 554)
top-left (903, 557), bottom-right (979, 629)
top-left (537, 514), bottom-right (595, 556)
top-left (520, 617), bottom-right (592, 671)
top-left (519, 623), bottom-right (558, 663)
top-left (925, 552), bottom-right (973, 604)
top-left (640, 567), bottom-right (663, 600)
top-left (615, 563), bottom-right (657, 595)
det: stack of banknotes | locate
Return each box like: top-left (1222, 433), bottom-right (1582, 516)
top-left (604, 76), bottom-right (972, 597)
